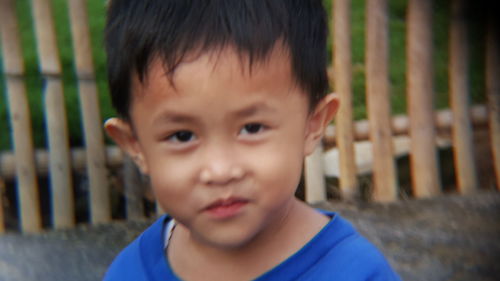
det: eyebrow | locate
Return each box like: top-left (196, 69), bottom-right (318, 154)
top-left (152, 102), bottom-right (276, 127)
top-left (231, 103), bottom-right (277, 118)
top-left (152, 112), bottom-right (197, 127)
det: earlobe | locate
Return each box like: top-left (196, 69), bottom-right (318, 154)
top-left (104, 118), bottom-right (149, 174)
top-left (304, 93), bottom-right (339, 156)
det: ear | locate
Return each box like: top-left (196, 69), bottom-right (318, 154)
top-left (104, 118), bottom-right (149, 174)
top-left (304, 93), bottom-right (339, 156)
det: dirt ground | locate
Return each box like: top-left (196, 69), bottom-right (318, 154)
top-left (0, 190), bottom-right (499, 281)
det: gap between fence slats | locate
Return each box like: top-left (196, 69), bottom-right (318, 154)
top-left (32, 0), bottom-right (75, 229)
top-left (365, 0), bottom-right (398, 202)
top-left (68, 0), bottom-right (111, 224)
top-left (486, 16), bottom-right (500, 190)
top-left (333, 0), bottom-right (358, 201)
top-left (449, 0), bottom-right (478, 194)
top-left (123, 156), bottom-right (145, 220)
top-left (0, 0), bottom-right (42, 233)
top-left (407, 0), bottom-right (442, 198)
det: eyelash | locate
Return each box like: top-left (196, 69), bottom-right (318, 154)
top-left (164, 123), bottom-right (268, 144)
top-left (240, 123), bottom-right (266, 135)
top-left (166, 130), bottom-right (196, 143)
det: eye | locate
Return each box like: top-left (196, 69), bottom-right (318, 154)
top-left (240, 123), bottom-right (265, 135)
top-left (166, 130), bottom-right (196, 143)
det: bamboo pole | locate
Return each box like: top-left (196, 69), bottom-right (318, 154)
top-left (365, 0), bottom-right (398, 202)
top-left (449, 0), bottom-right (478, 194)
top-left (68, 0), bottom-right (111, 224)
top-left (305, 143), bottom-right (327, 204)
top-left (333, 0), bottom-right (358, 200)
top-left (32, 0), bottom-right (75, 228)
top-left (486, 15), bottom-right (500, 190)
top-left (0, 0), bottom-right (42, 233)
top-left (406, 0), bottom-right (441, 198)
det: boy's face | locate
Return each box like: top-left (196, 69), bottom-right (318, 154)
top-left (106, 47), bottom-right (337, 249)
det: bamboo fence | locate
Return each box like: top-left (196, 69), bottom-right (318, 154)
top-left (0, 0), bottom-right (498, 232)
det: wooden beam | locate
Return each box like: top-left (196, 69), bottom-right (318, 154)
top-left (0, 0), bottom-right (42, 233)
top-left (406, 0), bottom-right (441, 198)
top-left (68, 0), bottom-right (111, 224)
top-left (486, 14), bottom-right (500, 190)
top-left (32, 0), bottom-right (75, 228)
top-left (333, 0), bottom-right (358, 200)
top-left (324, 105), bottom-right (488, 143)
top-left (0, 146), bottom-right (124, 180)
top-left (365, 0), bottom-right (398, 202)
top-left (449, 0), bottom-right (478, 194)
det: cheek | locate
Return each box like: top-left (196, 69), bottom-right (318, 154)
top-left (251, 135), bottom-right (305, 194)
top-left (146, 155), bottom-right (196, 204)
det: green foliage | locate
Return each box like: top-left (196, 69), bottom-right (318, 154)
top-left (0, 0), bottom-right (488, 151)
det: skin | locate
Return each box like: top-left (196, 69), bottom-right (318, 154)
top-left (105, 47), bottom-right (338, 280)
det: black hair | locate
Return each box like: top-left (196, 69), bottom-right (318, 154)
top-left (105, 0), bottom-right (329, 120)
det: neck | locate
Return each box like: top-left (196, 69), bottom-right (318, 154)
top-left (169, 199), bottom-right (329, 281)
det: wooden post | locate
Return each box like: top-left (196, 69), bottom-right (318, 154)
top-left (365, 0), bottom-right (398, 202)
top-left (0, 0), bottom-right (42, 233)
top-left (333, 0), bottom-right (358, 200)
top-left (305, 143), bottom-right (327, 204)
top-left (449, 0), bottom-right (478, 194)
top-left (68, 0), bottom-right (111, 224)
top-left (406, 0), bottom-right (441, 198)
top-left (486, 15), bottom-right (500, 190)
top-left (123, 156), bottom-right (144, 220)
top-left (32, 0), bottom-right (75, 228)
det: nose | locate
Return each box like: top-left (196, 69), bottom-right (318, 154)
top-left (199, 145), bottom-right (244, 186)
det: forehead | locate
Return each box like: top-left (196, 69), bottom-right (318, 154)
top-left (134, 46), bottom-right (300, 97)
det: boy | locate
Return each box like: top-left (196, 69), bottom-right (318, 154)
top-left (103, 0), bottom-right (401, 280)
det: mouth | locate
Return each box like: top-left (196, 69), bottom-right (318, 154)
top-left (203, 197), bottom-right (249, 219)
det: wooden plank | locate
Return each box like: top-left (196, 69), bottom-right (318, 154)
top-left (406, 0), bottom-right (441, 198)
top-left (486, 16), bottom-right (500, 190)
top-left (305, 143), bottom-right (327, 204)
top-left (449, 0), bottom-right (478, 194)
top-left (68, 0), bottom-right (110, 224)
top-left (0, 0), bottom-right (42, 233)
top-left (365, 0), bottom-right (398, 202)
top-left (333, 0), bottom-right (358, 200)
top-left (32, 0), bottom-right (75, 228)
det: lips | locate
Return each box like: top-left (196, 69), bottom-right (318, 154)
top-left (203, 197), bottom-right (249, 219)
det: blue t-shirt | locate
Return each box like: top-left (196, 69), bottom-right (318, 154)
top-left (104, 211), bottom-right (401, 280)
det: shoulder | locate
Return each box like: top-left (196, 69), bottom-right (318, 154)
top-left (302, 212), bottom-right (401, 281)
top-left (103, 215), bottom-right (170, 281)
